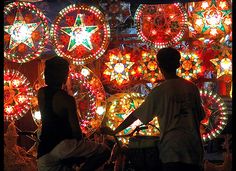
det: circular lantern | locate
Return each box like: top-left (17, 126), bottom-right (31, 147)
top-left (4, 69), bottom-right (33, 122)
top-left (177, 51), bottom-right (202, 80)
top-left (135, 3), bottom-right (188, 48)
top-left (105, 93), bottom-right (160, 144)
top-left (69, 65), bottom-right (106, 137)
top-left (200, 89), bottom-right (228, 142)
top-left (190, 0), bottom-right (232, 38)
top-left (138, 49), bottom-right (163, 83)
top-left (4, 2), bottom-right (49, 63)
top-left (51, 4), bottom-right (110, 65)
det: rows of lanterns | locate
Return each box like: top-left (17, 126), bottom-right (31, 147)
top-left (4, 0), bottom-right (231, 143)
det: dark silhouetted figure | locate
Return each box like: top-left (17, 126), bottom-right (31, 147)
top-left (37, 57), bottom-right (110, 171)
top-left (101, 47), bottom-right (205, 171)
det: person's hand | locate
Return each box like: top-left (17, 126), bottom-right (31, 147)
top-left (99, 126), bottom-right (115, 136)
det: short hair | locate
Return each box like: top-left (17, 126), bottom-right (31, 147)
top-left (44, 56), bottom-right (69, 87)
top-left (156, 47), bottom-right (181, 73)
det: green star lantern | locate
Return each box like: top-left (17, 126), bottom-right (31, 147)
top-left (51, 4), bottom-right (110, 65)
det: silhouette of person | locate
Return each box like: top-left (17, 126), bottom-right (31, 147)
top-left (37, 56), bottom-right (110, 171)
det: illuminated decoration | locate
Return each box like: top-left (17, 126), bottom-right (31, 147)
top-left (210, 48), bottom-right (232, 81)
top-left (134, 3), bottom-right (188, 48)
top-left (69, 65), bottom-right (106, 137)
top-left (103, 49), bottom-right (134, 85)
top-left (105, 93), bottom-right (160, 144)
top-left (4, 2), bottom-right (49, 63)
top-left (190, 0), bottom-right (232, 37)
top-left (138, 49), bottom-right (163, 83)
top-left (51, 4), bottom-right (110, 65)
top-left (4, 69), bottom-right (33, 122)
top-left (30, 78), bottom-right (45, 127)
top-left (200, 89), bottom-right (228, 142)
top-left (177, 51), bottom-right (202, 80)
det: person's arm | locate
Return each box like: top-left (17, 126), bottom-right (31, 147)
top-left (103, 89), bottom-right (158, 136)
top-left (113, 113), bottom-right (138, 135)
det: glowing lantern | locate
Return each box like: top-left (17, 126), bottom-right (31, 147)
top-left (190, 0), bottom-right (232, 38)
top-left (138, 49), bottom-right (163, 83)
top-left (4, 69), bottom-right (33, 122)
top-left (51, 4), bottom-right (110, 65)
top-left (103, 49), bottom-right (134, 86)
top-left (177, 51), bottom-right (202, 80)
top-left (135, 3), bottom-right (188, 48)
top-left (68, 65), bottom-right (106, 137)
top-left (210, 47), bottom-right (232, 81)
top-left (104, 93), bottom-right (160, 144)
top-left (200, 89), bottom-right (228, 142)
top-left (4, 2), bottom-right (49, 63)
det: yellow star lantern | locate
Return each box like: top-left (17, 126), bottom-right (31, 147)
top-left (138, 49), bottom-right (163, 83)
top-left (177, 51), bottom-right (202, 80)
top-left (4, 9), bottom-right (39, 50)
top-left (210, 48), bottom-right (232, 81)
top-left (103, 51), bottom-right (134, 85)
top-left (191, 0), bottom-right (232, 38)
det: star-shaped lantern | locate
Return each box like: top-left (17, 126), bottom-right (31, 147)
top-left (51, 4), bottom-right (110, 65)
top-left (191, 0), bottom-right (232, 37)
top-left (210, 47), bottom-right (232, 81)
top-left (4, 2), bottom-right (49, 63)
top-left (177, 51), bottom-right (202, 80)
top-left (61, 14), bottom-right (98, 52)
top-left (104, 51), bottom-right (134, 85)
top-left (104, 93), bottom-right (160, 144)
top-left (4, 9), bottom-right (39, 50)
top-left (138, 49), bottom-right (163, 83)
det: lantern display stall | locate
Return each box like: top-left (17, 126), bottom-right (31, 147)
top-left (4, 0), bottom-right (232, 170)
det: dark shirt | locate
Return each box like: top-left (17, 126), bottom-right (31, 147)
top-left (37, 86), bottom-right (82, 158)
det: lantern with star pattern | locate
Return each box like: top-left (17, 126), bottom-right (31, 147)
top-left (190, 0), bottom-right (232, 38)
top-left (200, 89), bottom-right (228, 142)
top-left (177, 51), bottom-right (202, 80)
top-left (103, 48), bottom-right (135, 86)
top-left (104, 93), bottom-right (160, 144)
top-left (210, 47), bottom-right (232, 82)
top-left (51, 4), bottom-right (110, 65)
top-left (68, 65), bottom-right (106, 137)
top-left (134, 3), bottom-right (188, 49)
top-left (137, 49), bottom-right (163, 83)
top-left (4, 2), bottom-right (49, 63)
top-left (4, 69), bottom-right (33, 122)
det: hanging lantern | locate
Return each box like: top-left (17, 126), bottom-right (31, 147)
top-left (190, 0), bottom-right (232, 38)
top-left (103, 48), bottom-right (135, 86)
top-left (138, 49), bottom-right (163, 83)
top-left (135, 3), bottom-right (188, 48)
top-left (69, 65), bottom-right (106, 137)
top-left (51, 4), bottom-right (110, 65)
top-left (104, 93), bottom-right (160, 144)
top-left (200, 89), bottom-right (228, 142)
top-left (177, 51), bottom-right (202, 80)
top-left (4, 2), bottom-right (49, 63)
top-left (4, 69), bottom-right (33, 122)
top-left (210, 47), bottom-right (232, 82)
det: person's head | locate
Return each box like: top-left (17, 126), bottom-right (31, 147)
top-left (44, 56), bottom-right (69, 87)
top-left (156, 47), bottom-right (181, 74)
